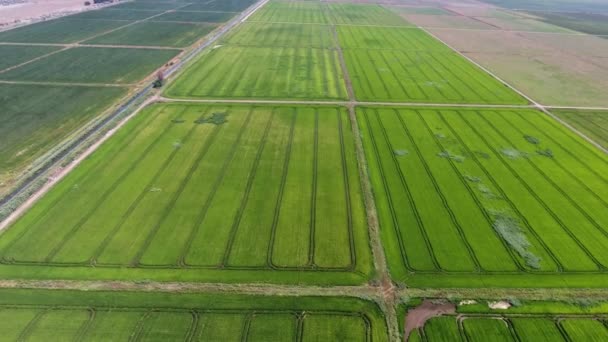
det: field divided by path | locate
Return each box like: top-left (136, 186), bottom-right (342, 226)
top-left (0, 289), bottom-right (388, 342)
top-left (0, 103), bottom-right (373, 284)
top-left (358, 106), bottom-right (608, 285)
top-left (0, 0), bottom-right (258, 199)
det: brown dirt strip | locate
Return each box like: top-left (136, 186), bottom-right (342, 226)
top-left (404, 299), bottom-right (456, 341)
top-left (0, 279), bottom-right (379, 297)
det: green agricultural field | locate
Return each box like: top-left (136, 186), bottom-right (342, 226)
top-left (196, 0), bottom-right (258, 12)
top-left (527, 12), bottom-right (608, 36)
top-left (0, 84), bottom-right (126, 197)
top-left (248, 1), bottom-right (329, 23)
top-left (85, 21), bottom-right (217, 48)
top-left (0, 104), bottom-right (373, 284)
top-left (327, 3), bottom-right (413, 26)
top-left (0, 289), bottom-right (389, 342)
top-left (336, 26), bottom-right (450, 51)
top-left (111, 1), bottom-right (183, 11)
top-left (153, 10), bottom-right (236, 23)
top-left (358, 107), bottom-right (608, 287)
top-left (0, 47), bottom-right (179, 84)
top-left (0, 18), bottom-right (127, 43)
top-left (411, 315), bottom-right (608, 341)
top-left (344, 49), bottom-right (526, 103)
top-left (166, 46), bottom-right (347, 100)
top-left (224, 22), bottom-right (335, 48)
top-left (551, 110), bottom-right (607, 150)
top-left (0, 45), bottom-right (60, 71)
top-left (68, 8), bottom-right (163, 20)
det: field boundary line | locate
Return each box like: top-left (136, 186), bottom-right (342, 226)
top-left (0, 46), bottom-right (70, 74)
top-left (417, 25), bottom-right (608, 154)
top-left (158, 97), bottom-right (541, 108)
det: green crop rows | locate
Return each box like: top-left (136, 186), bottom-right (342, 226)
top-left (0, 289), bottom-right (389, 341)
top-left (0, 0), bottom-right (256, 201)
top-left (358, 107), bottom-right (608, 286)
top-left (0, 46), bottom-right (179, 84)
top-left (0, 104), bottom-right (372, 284)
top-left (0, 45), bottom-right (60, 71)
top-left (166, 46), bottom-right (347, 99)
top-left (223, 22), bottom-right (335, 48)
top-left (414, 315), bottom-right (608, 341)
top-left (85, 22), bottom-right (217, 48)
top-left (249, 1), bottom-right (330, 23)
top-left (552, 110), bottom-right (608, 150)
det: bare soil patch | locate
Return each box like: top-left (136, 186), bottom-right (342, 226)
top-left (0, 0), bottom-right (106, 27)
top-left (404, 299), bottom-right (456, 341)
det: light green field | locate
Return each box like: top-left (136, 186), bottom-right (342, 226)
top-left (224, 22), bottom-right (335, 48)
top-left (85, 21), bottom-right (217, 48)
top-left (551, 109), bottom-right (608, 150)
top-left (0, 289), bottom-right (388, 342)
top-left (0, 104), bottom-right (372, 284)
top-left (166, 46), bottom-right (347, 99)
top-left (0, 47), bottom-right (179, 84)
top-left (358, 107), bottom-right (608, 287)
top-left (327, 3), bottom-right (413, 26)
top-left (414, 315), bottom-right (608, 341)
top-left (336, 26), bottom-right (450, 51)
top-left (249, 1), bottom-right (329, 23)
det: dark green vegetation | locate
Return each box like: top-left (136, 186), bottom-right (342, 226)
top-left (69, 8), bottom-right (162, 20)
top-left (153, 10), bottom-right (236, 23)
top-left (0, 19), bottom-right (127, 43)
top-left (85, 22), bottom-right (217, 48)
top-left (358, 107), bottom-right (608, 287)
top-left (0, 47), bottom-right (178, 84)
top-left (0, 104), bottom-right (373, 284)
top-left (183, 0), bottom-right (258, 12)
top-left (0, 289), bottom-right (389, 341)
top-left (527, 12), bottom-right (608, 37)
top-left (551, 110), bottom-right (608, 150)
top-left (0, 45), bottom-right (60, 71)
top-left (0, 85), bottom-right (126, 194)
top-left (166, 46), bottom-right (347, 99)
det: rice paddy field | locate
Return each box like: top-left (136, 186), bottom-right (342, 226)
top-left (165, 46), bottom-right (348, 99)
top-left (0, 0), bottom-right (254, 199)
top-left (405, 299), bottom-right (608, 342)
top-left (358, 107), bottom-right (608, 286)
top-left (409, 311), bottom-right (608, 342)
top-left (3, 0), bottom-right (608, 339)
top-left (0, 289), bottom-right (389, 342)
top-left (0, 103), bottom-right (372, 284)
